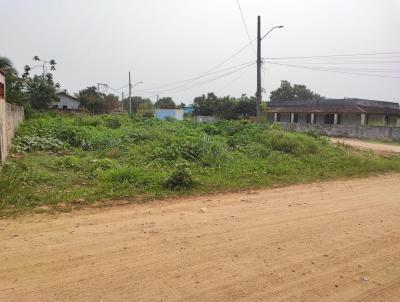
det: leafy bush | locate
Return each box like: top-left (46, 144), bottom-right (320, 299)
top-left (12, 135), bottom-right (64, 152)
top-left (164, 163), bottom-right (195, 190)
top-left (102, 116), bottom-right (121, 129)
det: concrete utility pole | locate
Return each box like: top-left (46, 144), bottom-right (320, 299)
top-left (255, 18), bottom-right (284, 123)
top-left (128, 72), bottom-right (132, 114)
top-left (256, 16), bottom-right (262, 123)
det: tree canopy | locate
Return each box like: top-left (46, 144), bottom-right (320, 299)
top-left (193, 93), bottom-right (258, 119)
top-left (270, 80), bottom-right (323, 102)
top-left (78, 86), bottom-right (119, 114)
top-left (155, 97), bottom-right (176, 109)
top-left (0, 56), bottom-right (24, 105)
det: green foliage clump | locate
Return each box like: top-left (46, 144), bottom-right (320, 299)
top-left (12, 135), bottom-right (64, 152)
top-left (164, 162), bottom-right (195, 191)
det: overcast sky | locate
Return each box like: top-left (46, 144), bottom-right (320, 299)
top-left (1, 0), bottom-right (399, 104)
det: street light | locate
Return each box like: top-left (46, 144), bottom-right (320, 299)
top-left (261, 25), bottom-right (284, 40)
top-left (256, 19), bottom-right (284, 122)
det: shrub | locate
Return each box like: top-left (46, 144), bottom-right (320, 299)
top-left (164, 163), bottom-right (195, 190)
top-left (12, 135), bottom-right (65, 152)
top-left (102, 116), bottom-right (121, 129)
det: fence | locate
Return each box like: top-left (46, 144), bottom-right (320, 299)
top-left (279, 122), bottom-right (400, 142)
top-left (0, 99), bottom-right (25, 163)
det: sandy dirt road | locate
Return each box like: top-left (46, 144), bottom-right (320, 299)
top-left (331, 138), bottom-right (400, 154)
top-left (1, 174), bottom-right (400, 302)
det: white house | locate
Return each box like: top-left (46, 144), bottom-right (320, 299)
top-left (154, 108), bottom-right (184, 120)
top-left (51, 92), bottom-right (80, 110)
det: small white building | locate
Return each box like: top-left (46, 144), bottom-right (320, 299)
top-left (155, 108), bottom-right (184, 120)
top-left (51, 92), bottom-right (80, 110)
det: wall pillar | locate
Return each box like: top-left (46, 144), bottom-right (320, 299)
top-left (274, 113), bottom-right (278, 122)
top-left (397, 117), bottom-right (400, 127)
top-left (310, 113), bottom-right (315, 124)
top-left (290, 113), bottom-right (294, 123)
top-left (361, 113), bottom-right (366, 126)
top-left (334, 113), bottom-right (338, 125)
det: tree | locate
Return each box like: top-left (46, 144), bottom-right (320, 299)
top-left (236, 94), bottom-right (257, 117)
top-left (23, 56), bottom-right (60, 109)
top-left (138, 99), bottom-right (154, 117)
top-left (102, 94), bottom-right (119, 113)
top-left (193, 92), bottom-right (218, 116)
top-left (270, 80), bottom-right (323, 102)
top-left (155, 97), bottom-right (176, 109)
top-left (24, 75), bottom-right (59, 109)
top-left (78, 86), bottom-right (102, 113)
top-left (193, 92), bottom-right (257, 119)
top-left (0, 56), bottom-right (24, 105)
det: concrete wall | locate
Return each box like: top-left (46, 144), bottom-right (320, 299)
top-left (0, 74), bottom-right (25, 163)
top-left (278, 122), bottom-right (400, 142)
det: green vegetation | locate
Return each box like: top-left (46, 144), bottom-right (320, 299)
top-left (1, 112), bottom-right (400, 217)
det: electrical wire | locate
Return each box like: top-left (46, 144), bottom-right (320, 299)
top-left (265, 61), bottom-right (400, 79)
top-left (136, 60), bottom-right (256, 94)
top-left (140, 62), bottom-right (256, 96)
top-left (134, 40), bottom-right (256, 94)
top-left (235, 0), bottom-right (256, 56)
top-left (264, 51), bottom-right (400, 60)
top-left (216, 63), bottom-right (254, 94)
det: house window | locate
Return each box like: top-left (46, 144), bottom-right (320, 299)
top-left (324, 114), bottom-right (335, 125)
top-left (62, 105), bottom-right (68, 110)
top-left (293, 113), bottom-right (299, 123)
top-left (276, 113), bottom-right (281, 122)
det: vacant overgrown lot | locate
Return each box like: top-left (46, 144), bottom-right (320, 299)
top-left (1, 112), bottom-right (400, 216)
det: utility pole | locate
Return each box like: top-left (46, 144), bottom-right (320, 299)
top-left (256, 15), bottom-right (262, 123)
top-left (128, 72), bottom-right (132, 114)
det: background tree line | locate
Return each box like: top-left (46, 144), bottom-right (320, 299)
top-left (1, 55), bottom-right (323, 118)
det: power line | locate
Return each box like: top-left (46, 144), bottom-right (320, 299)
top-left (264, 51), bottom-right (400, 60)
top-left (235, 0), bottom-right (256, 56)
top-left (134, 40), bottom-right (256, 94)
top-left (217, 63), bottom-right (254, 94)
top-left (265, 61), bottom-right (400, 79)
top-left (140, 62), bottom-right (256, 96)
top-left (136, 60), bottom-right (255, 94)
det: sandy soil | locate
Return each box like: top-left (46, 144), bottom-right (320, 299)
top-left (1, 174), bottom-right (400, 302)
top-left (331, 138), bottom-right (400, 154)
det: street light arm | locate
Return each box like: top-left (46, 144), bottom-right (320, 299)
top-left (132, 81), bottom-right (143, 89)
top-left (261, 25), bottom-right (284, 40)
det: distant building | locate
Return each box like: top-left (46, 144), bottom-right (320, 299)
top-left (267, 98), bottom-right (400, 127)
top-left (194, 116), bottom-right (218, 123)
top-left (155, 108), bottom-right (184, 120)
top-left (50, 92), bottom-right (80, 110)
top-left (183, 106), bottom-right (194, 114)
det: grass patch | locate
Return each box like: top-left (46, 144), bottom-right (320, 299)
top-left (1, 112), bottom-right (400, 217)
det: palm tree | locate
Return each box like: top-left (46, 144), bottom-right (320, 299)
top-left (0, 56), bottom-right (17, 75)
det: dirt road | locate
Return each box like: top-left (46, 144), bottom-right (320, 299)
top-left (1, 174), bottom-right (400, 302)
top-left (331, 138), bottom-right (400, 154)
